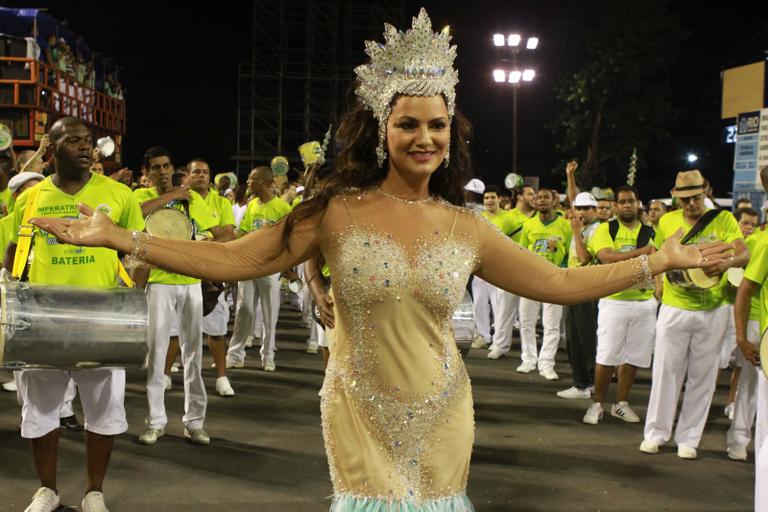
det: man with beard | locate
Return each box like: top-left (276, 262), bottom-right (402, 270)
top-left (516, 188), bottom-right (572, 379)
top-left (582, 186), bottom-right (658, 424)
top-left (640, 171), bottom-right (748, 459)
top-left (556, 191), bottom-right (601, 399)
top-left (134, 147), bottom-right (218, 446)
top-left (471, 185), bottom-right (514, 350)
top-left (6, 117), bottom-right (144, 512)
top-left (487, 184), bottom-right (537, 359)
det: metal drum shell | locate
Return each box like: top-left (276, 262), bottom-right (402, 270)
top-left (0, 282), bottom-right (148, 370)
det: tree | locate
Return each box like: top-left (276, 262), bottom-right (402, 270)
top-left (550, 0), bottom-right (682, 188)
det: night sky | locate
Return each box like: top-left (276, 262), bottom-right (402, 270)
top-left (10, 1), bottom-right (768, 200)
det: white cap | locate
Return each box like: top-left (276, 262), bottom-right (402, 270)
top-left (296, 185), bottom-right (305, 194)
top-left (8, 172), bottom-right (43, 193)
top-left (573, 191), bottom-right (598, 208)
top-left (464, 178), bottom-right (485, 194)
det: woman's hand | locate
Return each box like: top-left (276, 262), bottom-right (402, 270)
top-left (317, 292), bottom-right (335, 329)
top-left (651, 228), bottom-right (733, 275)
top-left (30, 203), bottom-right (123, 249)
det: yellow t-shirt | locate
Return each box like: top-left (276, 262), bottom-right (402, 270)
top-left (590, 220), bottom-right (656, 301)
top-left (202, 189), bottom-right (235, 227)
top-left (0, 213), bottom-right (14, 265)
top-left (744, 231), bottom-right (768, 322)
top-left (506, 208), bottom-right (536, 244)
top-left (239, 196), bottom-right (292, 235)
top-left (519, 214), bottom-right (572, 266)
top-left (567, 220), bottom-right (599, 269)
top-left (655, 209), bottom-right (743, 311)
top-left (481, 209), bottom-right (515, 236)
top-left (134, 187), bottom-right (217, 285)
top-left (0, 187), bottom-right (11, 216)
top-left (11, 174), bottom-right (144, 288)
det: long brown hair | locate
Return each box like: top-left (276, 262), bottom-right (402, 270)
top-left (282, 91), bottom-right (474, 248)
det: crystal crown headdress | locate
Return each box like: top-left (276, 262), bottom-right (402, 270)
top-left (354, 8), bottom-right (458, 167)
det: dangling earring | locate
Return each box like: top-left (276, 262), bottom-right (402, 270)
top-left (443, 141), bottom-right (450, 168)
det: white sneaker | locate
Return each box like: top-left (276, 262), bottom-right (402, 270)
top-left (582, 403), bottom-right (603, 424)
top-left (263, 359), bottom-right (276, 372)
top-left (539, 368), bottom-right (559, 380)
top-left (639, 440), bottom-right (660, 454)
top-left (611, 401), bottom-right (640, 423)
top-left (724, 402), bottom-right (734, 420)
top-left (163, 375), bottom-right (172, 391)
top-left (215, 376), bottom-right (235, 397)
top-left (82, 491), bottom-right (109, 512)
top-left (487, 348), bottom-right (505, 360)
top-left (471, 335), bottom-right (489, 349)
top-left (225, 360), bottom-right (245, 369)
top-left (244, 336), bottom-right (254, 348)
top-left (2, 380), bottom-right (16, 392)
top-left (677, 444), bottom-right (697, 459)
top-left (170, 362), bottom-right (181, 374)
top-left (24, 487), bottom-right (59, 512)
top-left (306, 342), bottom-right (319, 354)
top-left (727, 446), bottom-right (748, 461)
top-left (138, 427), bottom-right (165, 445)
top-left (184, 427), bottom-right (211, 445)
top-left (557, 386), bottom-right (591, 400)
top-left (516, 362), bottom-right (536, 374)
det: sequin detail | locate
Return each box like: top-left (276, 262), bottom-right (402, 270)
top-left (322, 220), bottom-right (479, 502)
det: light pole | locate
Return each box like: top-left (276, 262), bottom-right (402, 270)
top-left (492, 33), bottom-right (538, 174)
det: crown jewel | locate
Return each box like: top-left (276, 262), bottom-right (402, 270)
top-left (354, 8), bottom-right (459, 167)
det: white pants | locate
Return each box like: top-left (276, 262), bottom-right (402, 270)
top-left (146, 284), bottom-right (207, 430)
top-left (17, 369), bottom-right (127, 438)
top-left (519, 297), bottom-right (562, 371)
top-left (489, 290), bottom-right (520, 354)
top-left (59, 378), bottom-right (77, 417)
top-left (227, 274), bottom-right (280, 365)
top-left (756, 370), bottom-right (768, 511)
top-left (727, 320), bottom-right (761, 451)
top-left (719, 304), bottom-right (738, 369)
top-left (202, 291), bottom-right (230, 337)
top-left (596, 298), bottom-right (657, 368)
top-left (643, 304), bottom-right (728, 448)
top-left (472, 277), bottom-right (497, 342)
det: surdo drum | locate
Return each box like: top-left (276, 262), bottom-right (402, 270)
top-left (0, 282), bottom-right (148, 369)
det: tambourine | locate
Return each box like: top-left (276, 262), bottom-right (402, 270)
top-left (145, 208), bottom-right (193, 240)
top-left (665, 268), bottom-right (720, 289)
top-left (726, 267), bottom-right (744, 289)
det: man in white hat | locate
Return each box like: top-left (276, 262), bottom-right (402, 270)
top-left (582, 185), bottom-right (658, 424)
top-left (640, 170), bottom-right (748, 459)
top-left (555, 191), bottom-right (601, 398)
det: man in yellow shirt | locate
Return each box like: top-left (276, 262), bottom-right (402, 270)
top-left (582, 186), bottom-right (657, 423)
top-left (226, 166), bottom-right (292, 371)
top-left (186, 159), bottom-right (237, 396)
top-left (134, 147), bottom-right (218, 446)
top-left (487, 185), bottom-right (537, 359)
top-left (7, 117), bottom-right (144, 512)
top-left (517, 188), bottom-right (572, 379)
top-left (471, 185), bottom-right (514, 350)
top-left (640, 170), bottom-right (748, 459)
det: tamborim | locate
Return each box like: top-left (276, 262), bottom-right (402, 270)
top-left (145, 208), bottom-right (193, 240)
top-left (727, 267), bottom-right (744, 288)
top-left (0, 282), bottom-right (148, 369)
top-left (665, 268), bottom-right (720, 289)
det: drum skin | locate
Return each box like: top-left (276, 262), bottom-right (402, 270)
top-left (144, 208), bottom-right (193, 240)
top-left (0, 282), bottom-right (148, 369)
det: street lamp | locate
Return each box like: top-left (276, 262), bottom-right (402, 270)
top-left (687, 153), bottom-right (698, 164)
top-left (491, 32), bottom-right (539, 174)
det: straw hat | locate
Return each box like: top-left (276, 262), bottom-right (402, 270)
top-left (670, 170), bottom-right (705, 198)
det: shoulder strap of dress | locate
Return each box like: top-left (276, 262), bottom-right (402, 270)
top-left (340, 197), bottom-right (357, 226)
top-left (449, 209), bottom-right (459, 235)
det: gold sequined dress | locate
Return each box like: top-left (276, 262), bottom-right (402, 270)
top-left (140, 188), bottom-right (651, 511)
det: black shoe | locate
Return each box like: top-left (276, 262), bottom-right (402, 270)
top-left (60, 415), bottom-right (84, 432)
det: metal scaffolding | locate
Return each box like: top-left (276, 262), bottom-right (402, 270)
top-left (235, 0), bottom-right (403, 175)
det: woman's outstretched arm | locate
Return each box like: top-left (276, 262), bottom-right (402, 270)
top-left (32, 204), bottom-right (324, 283)
top-left (472, 214), bottom-right (732, 305)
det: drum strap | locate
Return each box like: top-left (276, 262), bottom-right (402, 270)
top-left (13, 185), bottom-right (134, 288)
top-left (680, 209), bottom-right (721, 245)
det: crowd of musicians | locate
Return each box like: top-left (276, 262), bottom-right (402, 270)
top-left (0, 117), bottom-right (765, 511)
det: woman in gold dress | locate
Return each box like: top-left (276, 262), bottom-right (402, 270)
top-left (34, 9), bottom-right (731, 512)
